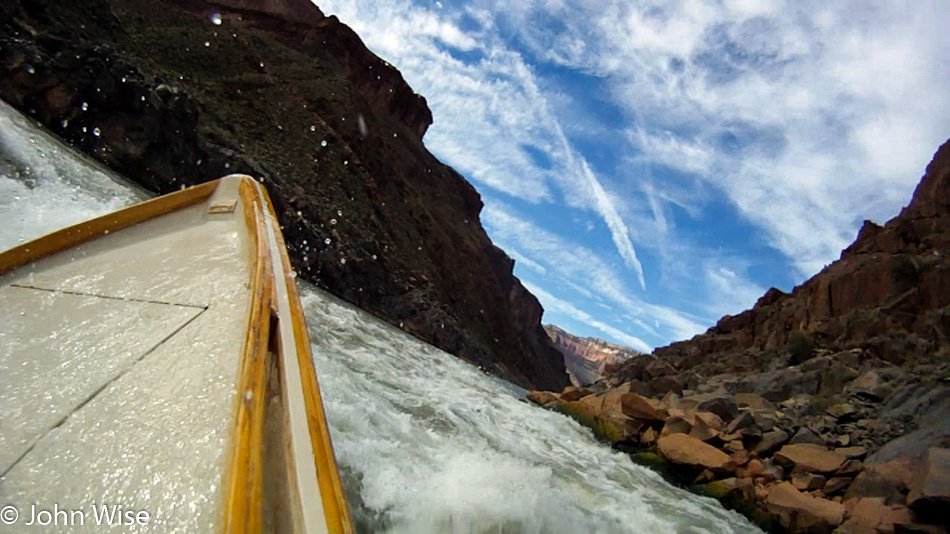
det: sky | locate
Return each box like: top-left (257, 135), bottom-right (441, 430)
top-left (317, 0), bottom-right (950, 352)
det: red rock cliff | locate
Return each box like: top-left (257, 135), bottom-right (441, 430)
top-left (616, 139), bottom-right (950, 379)
top-left (544, 325), bottom-right (641, 385)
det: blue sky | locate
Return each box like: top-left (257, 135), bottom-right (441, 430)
top-left (318, 0), bottom-right (950, 352)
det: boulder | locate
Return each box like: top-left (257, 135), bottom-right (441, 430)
top-left (836, 459), bottom-right (864, 477)
top-left (845, 497), bottom-right (914, 533)
top-left (827, 403), bottom-right (858, 421)
top-left (689, 415), bottom-right (721, 442)
top-left (640, 426), bottom-right (658, 445)
top-left (755, 411), bottom-right (779, 431)
top-left (694, 394), bottom-right (739, 422)
top-left (621, 394), bottom-right (670, 422)
top-left (823, 477), bottom-right (852, 496)
top-left (595, 413), bottom-right (646, 444)
top-left (648, 375), bottom-right (683, 397)
top-left (725, 410), bottom-right (757, 434)
top-left (660, 391), bottom-right (681, 409)
top-left (755, 429), bottom-right (791, 456)
top-left (908, 447), bottom-right (950, 525)
top-left (850, 370), bottom-right (893, 402)
top-left (762, 458), bottom-right (785, 482)
top-left (699, 477), bottom-right (755, 504)
top-left (748, 459), bottom-right (766, 477)
top-left (527, 390), bottom-right (559, 407)
top-left (736, 392), bottom-right (776, 411)
top-left (766, 482), bottom-right (846, 530)
top-left (845, 461), bottom-right (911, 500)
top-left (774, 444), bottom-right (847, 474)
top-left (557, 397), bottom-right (644, 444)
top-left (560, 386), bottom-right (592, 402)
top-left (792, 472), bottom-right (827, 491)
top-left (694, 411), bottom-right (725, 430)
top-left (643, 359), bottom-right (677, 380)
top-left (657, 434), bottom-right (737, 473)
top-left (790, 427), bottom-right (826, 446)
top-left (660, 415), bottom-right (693, 437)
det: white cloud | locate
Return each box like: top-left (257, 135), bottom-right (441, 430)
top-left (481, 202), bottom-right (706, 343)
top-left (317, 0), bottom-right (950, 349)
top-left (318, 0), bottom-right (648, 289)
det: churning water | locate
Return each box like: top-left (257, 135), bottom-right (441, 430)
top-left (0, 101), bottom-right (757, 533)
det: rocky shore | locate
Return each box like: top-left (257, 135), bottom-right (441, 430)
top-left (529, 140), bottom-right (950, 533)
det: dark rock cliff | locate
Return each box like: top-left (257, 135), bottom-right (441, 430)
top-left (0, 0), bottom-right (569, 390)
top-left (615, 140), bottom-right (950, 380)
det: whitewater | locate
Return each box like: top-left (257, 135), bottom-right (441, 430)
top-left (0, 101), bottom-right (757, 533)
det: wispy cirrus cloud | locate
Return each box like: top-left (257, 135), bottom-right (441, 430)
top-left (318, 0), bottom-right (950, 350)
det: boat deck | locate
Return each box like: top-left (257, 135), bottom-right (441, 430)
top-left (0, 179), bottom-right (251, 530)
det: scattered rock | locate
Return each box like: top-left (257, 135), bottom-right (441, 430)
top-left (790, 427), bottom-right (826, 446)
top-left (766, 482), bottom-right (846, 530)
top-left (699, 477), bottom-right (755, 504)
top-left (836, 459), bottom-right (864, 477)
top-left (560, 386), bottom-right (592, 402)
top-left (694, 411), bottom-right (725, 430)
top-left (792, 472), bottom-right (827, 491)
top-left (774, 444), bottom-right (847, 474)
top-left (648, 375), bottom-right (683, 397)
top-left (640, 426), bottom-right (658, 445)
top-left (823, 477), bottom-right (852, 496)
top-left (660, 415), bottom-right (693, 437)
top-left (694, 394), bottom-right (739, 423)
top-left (827, 403), bottom-right (858, 421)
top-left (527, 390), bottom-right (559, 407)
top-left (621, 394), bottom-right (670, 422)
top-left (726, 410), bottom-right (757, 434)
top-left (850, 370), bottom-right (894, 402)
top-left (754, 429), bottom-right (790, 456)
top-left (736, 392), bottom-right (776, 411)
top-left (644, 359), bottom-right (677, 380)
top-left (657, 434), bottom-right (737, 473)
top-left (689, 414), bottom-right (721, 442)
top-left (845, 461), bottom-right (911, 500)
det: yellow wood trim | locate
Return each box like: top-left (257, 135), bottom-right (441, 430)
top-left (220, 178), bottom-right (273, 533)
top-left (259, 186), bottom-right (354, 534)
top-left (0, 181), bottom-right (219, 277)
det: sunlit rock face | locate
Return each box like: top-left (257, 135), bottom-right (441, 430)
top-left (544, 325), bottom-right (641, 386)
top-left (610, 139), bottom-right (950, 383)
top-left (0, 0), bottom-right (569, 390)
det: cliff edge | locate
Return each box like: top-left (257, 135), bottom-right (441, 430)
top-left (0, 0), bottom-right (569, 390)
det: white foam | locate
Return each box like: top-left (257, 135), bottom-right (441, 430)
top-left (302, 286), bottom-right (759, 533)
top-left (0, 100), bottom-right (146, 253)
